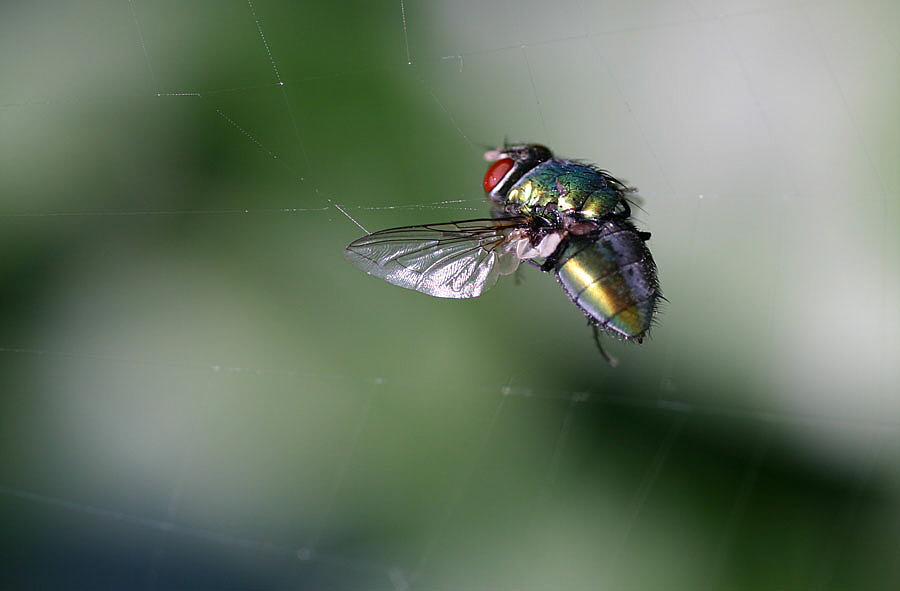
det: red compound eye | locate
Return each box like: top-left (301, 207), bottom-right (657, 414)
top-left (483, 158), bottom-right (514, 193)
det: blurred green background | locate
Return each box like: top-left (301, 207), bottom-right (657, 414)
top-left (2, 0), bottom-right (898, 589)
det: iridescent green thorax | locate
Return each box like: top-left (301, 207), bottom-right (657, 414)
top-left (503, 160), bottom-right (626, 220)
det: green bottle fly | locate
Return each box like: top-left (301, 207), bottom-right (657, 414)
top-left (345, 144), bottom-right (661, 365)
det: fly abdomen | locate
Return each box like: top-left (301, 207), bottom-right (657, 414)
top-left (555, 218), bottom-right (659, 340)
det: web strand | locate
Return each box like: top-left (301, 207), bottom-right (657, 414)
top-left (400, 0), bottom-right (412, 65)
top-left (246, 0), bottom-right (284, 86)
top-left (127, 0), bottom-right (157, 91)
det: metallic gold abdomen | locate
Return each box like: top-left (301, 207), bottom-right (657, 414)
top-left (555, 218), bottom-right (658, 340)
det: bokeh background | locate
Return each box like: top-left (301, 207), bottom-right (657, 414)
top-left (2, 0), bottom-right (898, 589)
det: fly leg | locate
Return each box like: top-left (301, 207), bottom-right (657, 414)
top-left (539, 257), bottom-right (557, 273)
top-left (592, 324), bottom-right (618, 367)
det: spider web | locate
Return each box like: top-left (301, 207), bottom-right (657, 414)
top-left (1, 1), bottom-right (899, 589)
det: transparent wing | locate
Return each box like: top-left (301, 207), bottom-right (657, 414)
top-left (344, 217), bottom-right (529, 298)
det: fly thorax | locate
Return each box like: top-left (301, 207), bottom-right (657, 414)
top-left (506, 180), bottom-right (536, 207)
top-left (580, 190), bottom-right (623, 219)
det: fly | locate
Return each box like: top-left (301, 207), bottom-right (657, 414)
top-left (344, 144), bottom-right (661, 365)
